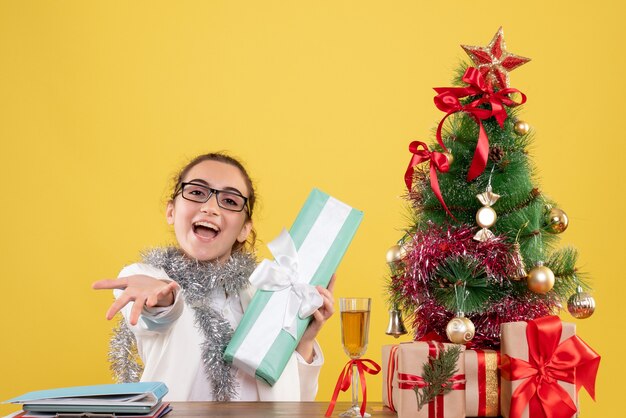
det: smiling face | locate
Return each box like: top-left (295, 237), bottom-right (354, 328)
top-left (166, 159), bottom-right (253, 262)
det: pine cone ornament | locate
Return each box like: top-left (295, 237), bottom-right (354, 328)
top-left (489, 145), bottom-right (505, 163)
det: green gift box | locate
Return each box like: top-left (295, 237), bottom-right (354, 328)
top-left (224, 188), bottom-right (363, 385)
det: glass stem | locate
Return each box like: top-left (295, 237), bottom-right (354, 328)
top-left (351, 363), bottom-right (359, 409)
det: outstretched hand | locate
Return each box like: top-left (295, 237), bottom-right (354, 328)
top-left (296, 274), bottom-right (336, 363)
top-left (92, 275), bottom-right (179, 326)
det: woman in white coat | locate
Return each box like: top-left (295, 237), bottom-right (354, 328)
top-left (93, 153), bottom-right (334, 402)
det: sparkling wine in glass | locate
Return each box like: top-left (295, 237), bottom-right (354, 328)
top-left (339, 297), bottom-right (371, 417)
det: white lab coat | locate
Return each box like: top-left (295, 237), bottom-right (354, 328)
top-left (115, 263), bottom-right (323, 402)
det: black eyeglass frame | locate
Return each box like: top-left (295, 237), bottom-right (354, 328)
top-left (175, 182), bottom-right (251, 214)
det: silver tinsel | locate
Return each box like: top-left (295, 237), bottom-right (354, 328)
top-left (109, 247), bottom-right (257, 401)
top-left (109, 319), bottom-right (143, 383)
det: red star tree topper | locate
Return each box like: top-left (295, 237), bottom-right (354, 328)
top-left (461, 27), bottom-right (530, 89)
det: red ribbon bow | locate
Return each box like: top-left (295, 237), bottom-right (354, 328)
top-left (404, 141), bottom-right (455, 219)
top-left (433, 66), bottom-right (526, 181)
top-left (325, 358), bottom-right (381, 417)
top-left (500, 316), bottom-right (601, 418)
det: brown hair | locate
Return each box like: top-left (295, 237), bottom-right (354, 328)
top-left (169, 152), bottom-right (257, 253)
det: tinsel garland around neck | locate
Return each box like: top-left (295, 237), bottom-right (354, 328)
top-left (109, 247), bottom-right (257, 401)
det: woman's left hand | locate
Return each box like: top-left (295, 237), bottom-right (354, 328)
top-left (295, 274), bottom-right (336, 363)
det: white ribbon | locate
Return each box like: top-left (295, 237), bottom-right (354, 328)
top-left (248, 228), bottom-right (323, 339)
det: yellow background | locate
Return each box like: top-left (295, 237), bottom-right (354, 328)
top-left (1, 1), bottom-right (624, 417)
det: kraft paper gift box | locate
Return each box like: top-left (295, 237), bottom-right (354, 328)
top-left (500, 316), bottom-right (600, 418)
top-left (394, 342), bottom-right (466, 418)
top-left (382, 344), bottom-right (400, 411)
top-left (224, 188), bottom-right (363, 386)
top-left (464, 349), bottom-right (500, 417)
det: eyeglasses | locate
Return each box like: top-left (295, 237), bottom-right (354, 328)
top-left (175, 182), bottom-right (250, 214)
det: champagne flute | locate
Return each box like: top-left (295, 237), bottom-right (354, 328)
top-left (339, 297), bottom-right (371, 417)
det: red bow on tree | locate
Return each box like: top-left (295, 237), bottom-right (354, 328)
top-left (500, 316), bottom-right (601, 418)
top-left (433, 66), bottom-right (526, 181)
top-left (404, 141), bottom-right (454, 219)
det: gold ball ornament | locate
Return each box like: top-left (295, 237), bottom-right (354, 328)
top-left (527, 262), bottom-right (555, 294)
top-left (546, 207), bottom-right (569, 234)
top-left (567, 286), bottom-right (596, 319)
top-left (445, 315), bottom-right (475, 344)
top-left (443, 152), bottom-right (454, 166)
top-left (476, 206), bottom-right (497, 228)
top-left (514, 120), bottom-right (530, 136)
top-left (386, 244), bottom-right (407, 264)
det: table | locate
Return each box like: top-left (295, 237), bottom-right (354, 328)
top-left (167, 402), bottom-right (395, 417)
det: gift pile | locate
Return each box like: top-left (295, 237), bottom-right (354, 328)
top-left (382, 315), bottom-right (599, 418)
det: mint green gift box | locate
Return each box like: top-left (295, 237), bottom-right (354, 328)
top-left (224, 188), bottom-right (363, 386)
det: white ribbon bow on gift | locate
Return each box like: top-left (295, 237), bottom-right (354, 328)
top-left (248, 228), bottom-right (324, 339)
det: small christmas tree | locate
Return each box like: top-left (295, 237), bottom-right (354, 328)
top-left (387, 28), bottom-right (596, 348)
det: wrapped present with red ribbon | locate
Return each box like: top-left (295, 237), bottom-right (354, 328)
top-left (393, 341), bottom-right (466, 418)
top-left (382, 344), bottom-right (400, 411)
top-left (465, 349), bottom-right (501, 417)
top-left (500, 316), bottom-right (601, 418)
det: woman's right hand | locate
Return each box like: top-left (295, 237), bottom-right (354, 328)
top-left (92, 275), bottom-right (179, 325)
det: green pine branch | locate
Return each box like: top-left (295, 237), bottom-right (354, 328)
top-left (431, 257), bottom-right (506, 313)
top-left (414, 345), bottom-right (463, 410)
top-left (546, 246), bottom-right (589, 299)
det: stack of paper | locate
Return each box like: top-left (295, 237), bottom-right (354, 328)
top-left (3, 382), bottom-right (170, 418)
